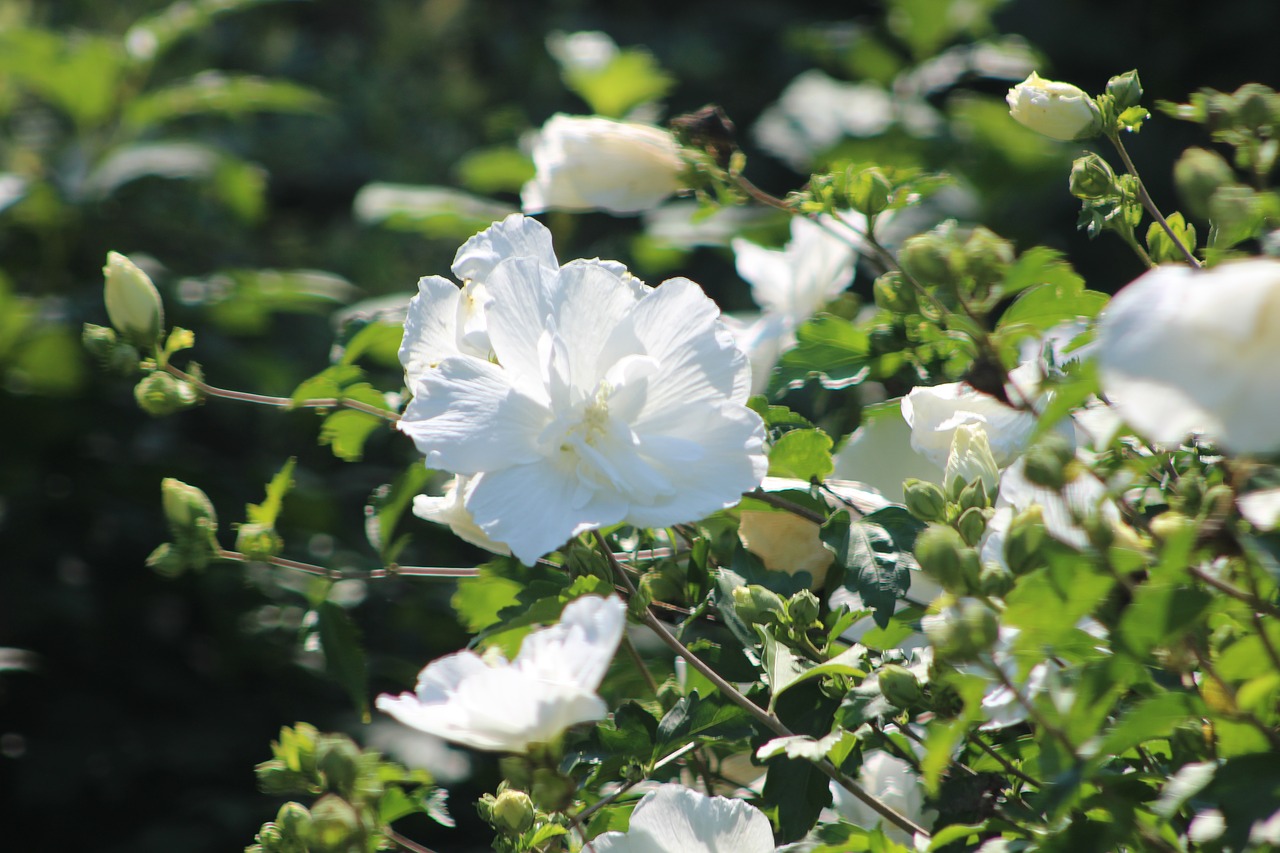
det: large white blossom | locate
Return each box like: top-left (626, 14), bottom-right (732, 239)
top-left (398, 214), bottom-right (767, 564)
top-left (521, 115), bottom-right (685, 214)
top-left (589, 784), bottom-right (776, 853)
top-left (830, 749), bottom-right (931, 842)
top-left (375, 595), bottom-right (625, 753)
top-left (724, 213), bottom-right (861, 394)
top-left (1097, 259), bottom-right (1280, 455)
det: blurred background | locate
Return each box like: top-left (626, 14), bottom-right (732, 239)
top-left (0, 0), bottom-right (1276, 849)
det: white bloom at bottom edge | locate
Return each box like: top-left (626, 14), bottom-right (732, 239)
top-left (1098, 258), bottom-right (1280, 456)
top-left (830, 750), bottom-right (931, 842)
top-left (375, 595), bottom-right (624, 753)
top-left (588, 783), bottom-right (776, 853)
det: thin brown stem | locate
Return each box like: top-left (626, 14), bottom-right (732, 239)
top-left (384, 827), bottom-right (439, 853)
top-left (984, 660), bottom-right (1078, 757)
top-left (590, 530), bottom-right (931, 839)
top-left (1108, 133), bottom-right (1202, 269)
top-left (214, 549), bottom-right (480, 579)
top-left (164, 363), bottom-right (401, 422)
top-left (1188, 565), bottom-right (1280, 620)
top-left (744, 488), bottom-right (827, 524)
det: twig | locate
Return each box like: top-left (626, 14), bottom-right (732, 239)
top-left (384, 827), bottom-right (439, 853)
top-left (744, 488), bottom-right (827, 524)
top-left (1188, 565), bottom-right (1280, 620)
top-left (164, 363), bottom-right (401, 422)
top-left (1107, 133), bottom-right (1201, 269)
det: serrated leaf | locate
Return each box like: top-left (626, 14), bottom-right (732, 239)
top-left (246, 457), bottom-right (296, 526)
top-left (317, 601), bottom-right (369, 721)
top-left (998, 246), bottom-right (1085, 299)
top-left (770, 645), bottom-right (866, 707)
top-left (654, 692), bottom-right (755, 753)
top-left (124, 72), bottom-right (328, 129)
top-left (768, 428), bottom-right (834, 481)
top-left (821, 510), bottom-right (915, 628)
top-left (769, 315), bottom-right (870, 394)
top-left (319, 410), bottom-right (383, 462)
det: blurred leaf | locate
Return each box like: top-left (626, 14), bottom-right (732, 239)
top-left (246, 457), bottom-right (296, 526)
top-left (0, 28), bottom-right (124, 128)
top-left (124, 72), bottom-right (329, 129)
top-left (886, 0), bottom-right (1005, 60)
top-left (654, 693), bottom-right (754, 754)
top-left (998, 246), bottom-right (1085, 299)
top-left (768, 428), bottom-right (834, 481)
top-left (337, 320), bottom-right (404, 368)
top-left (319, 410), bottom-right (384, 462)
top-left (354, 183), bottom-right (516, 239)
top-left (1093, 691), bottom-right (1205, 763)
top-left (6, 323), bottom-right (87, 396)
top-left (317, 601), bottom-right (369, 721)
top-left (997, 275), bottom-right (1107, 335)
top-left (455, 146), bottom-right (535, 194)
top-left (770, 315), bottom-right (870, 394)
top-left (452, 559), bottom-right (525, 633)
top-left (366, 463), bottom-right (432, 563)
top-left (563, 49), bottom-right (674, 118)
top-left (212, 157), bottom-right (268, 224)
top-left (1117, 582), bottom-right (1212, 658)
top-left (125, 0), bottom-right (296, 63)
top-left (189, 269), bottom-right (358, 334)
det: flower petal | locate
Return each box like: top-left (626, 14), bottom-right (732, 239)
top-left (626, 784), bottom-right (776, 852)
top-left (515, 595), bottom-right (626, 690)
top-left (451, 213), bottom-right (558, 283)
top-left (399, 276), bottom-right (463, 388)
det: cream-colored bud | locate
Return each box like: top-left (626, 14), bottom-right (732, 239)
top-left (103, 252), bottom-right (164, 348)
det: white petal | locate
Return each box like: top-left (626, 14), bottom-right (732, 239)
top-left (412, 476), bottom-right (511, 555)
top-left (626, 784), bottom-right (776, 852)
top-left (902, 383), bottom-right (1035, 468)
top-left (515, 595), bottom-right (627, 689)
top-left (399, 276), bottom-right (463, 387)
top-left (398, 357), bottom-right (549, 473)
top-left (451, 213), bottom-right (558, 282)
top-left (832, 402), bottom-right (946, 501)
top-left (482, 256), bottom-right (563, 391)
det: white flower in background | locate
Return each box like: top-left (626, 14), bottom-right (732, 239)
top-left (1098, 259), bottom-right (1280, 455)
top-left (412, 476), bottom-right (510, 556)
top-left (376, 595), bottom-right (625, 753)
top-left (725, 213), bottom-right (861, 394)
top-left (521, 115), bottom-right (685, 214)
top-left (754, 70), bottom-right (898, 170)
top-left (830, 750), bottom-right (931, 842)
top-left (902, 376), bottom-right (1038, 469)
top-left (832, 402), bottom-right (946, 500)
top-left (1005, 72), bottom-right (1101, 141)
top-left (589, 784), bottom-right (776, 853)
top-left (398, 214), bottom-right (767, 564)
top-left (943, 422), bottom-right (1000, 498)
top-left (975, 619), bottom-right (1108, 731)
top-left (545, 30), bottom-right (618, 74)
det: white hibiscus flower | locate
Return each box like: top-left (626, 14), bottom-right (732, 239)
top-left (588, 784), bottom-right (776, 852)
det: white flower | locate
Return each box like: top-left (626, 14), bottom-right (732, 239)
top-left (412, 476), bottom-right (510, 556)
top-left (546, 30), bottom-right (618, 75)
top-left (1097, 259), bottom-right (1280, 455)
top-left (753, 70), bottom-right (899, 170)
top-left (943, 422), bottom-right (1000, 498)
top-left (902, 379), bottom-right (1038, 469)
top-left (831, 402), bottom-right (946, 501)
top-left (726, 213), bottom-right (861, 394)
top-left (521, 115), bottom-right (685, 214)
top-left (589, 784), bottom-right (776, 853)
top-left (1005, 72), bottom-right (1101, 141)
top-left (830, 750), bottom-right (930, 842)
top-left (398, 214), bottom-right (767, 564)
top-left (375, 595), bottom-right (625, 753)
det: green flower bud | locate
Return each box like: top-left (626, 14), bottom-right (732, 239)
top-left (962, 227), bottom-right (1014, 290)
top-left (276, 802), bottom-right (312, 841)
top-left (785, 589), bottom-right (821, 627)
top-left (844, 165), bottom-right (893, 217)
top-left (878, 663), bottom-right (923, 708)
top-left (1174, 148), bottom-right (1236, 223)
top-left (926, 598), bottom-right (999, 662)
top-left (956, 506), bottom-right (988, 547)
top-left (254, 758), bottom-right (312, 796)
top-left (1003, 505), bottom-right (1047, 575)
top-left (162, 478), bottom-right (216, 533)
top-left (978, 561), bottom-right (1015, 597)
top-left (103, 251), bottom-right (164, 349)
top-left (873, 272), bottom-right (919, 315)
top-left (899, 231), bottom-right (956, 288)
top-left (903, 478), bottom-right (947, 522)
top-left (1106, 70), bottom-right (1144, 112)
top-left (307, 795), bottom-right (361, 853)
top-left (145, 542), bottom-right (186, 578)
top-left (237, 522), bottom-right (284, 562)
top-left (316, 735), bottom-right (361, 798)
top-left (1069, 153), bottom-right (1118, 200)
top-left (134, 371), bottom-right (198, 416)
top-left (732, 584), bottom-right (786, 626)
top-left (957, 478), bottom-right (991, 513)
top-left (491, 789), bottom-right (535, 834)
top-left (914, 524), bottom-right (968, 592)
top-left (255, 824), bottom-right (285, 853)
top-left (1021, 434), bottom-right (1075, 491)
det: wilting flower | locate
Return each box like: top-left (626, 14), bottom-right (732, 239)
top-left (1097, 259), bottom-right (1280, 455)
top-left (1006, 72), bottom-right (1101, 141)
top-left (521, 115), bottom-right (685, 214)
top-left (589, 784), bottom-right (775, 852)
top-left (724, 213), bottom-right (861, 394)
top-left (398, 214), bottom-right (767, 564)
top-left (830, 750), bottom-right (931, 842)
top-left (376, 595), bottom-right (625, 753)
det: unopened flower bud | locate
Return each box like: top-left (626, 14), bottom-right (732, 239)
top-left (962, 227), bottom-right (1014, 288)
top-left (1174, 148), bottom-right (1236, 221)
top-left (844, 165), bottom-right (893, 217)
top-left (903, 478), bottom-right (947, 522)
top-left (1004, 505), bottom-right (1046, 575)
top-left (878, 663), bottom-right (923, 708)
top-left (1021, 435), bottom-right (1075, 491)
top-left (316, 735), bottom-right (361, 798)
top-left (103, 251), bottom-right (164, 349)
top-left (276, 802), bottom-right (312, 841)
top-left (1006, 72), bottom-right (1102, 141)
top-left (161, 477), bottom-right (217, 534)
top-left (255, 824), bottom-right (285, 853)
top-left (899, 231), bottom-right (956, 288)
top-left (237, 522), bottom-right (284, 562)
top-left (255, 757), bottom-right (311, 796)
top-left (873, 272), bottom-right (919, 315)
top-left (956, 478), bottom-right (990, 513)
top-left (925, 597), bottom-right (999, 661)
top-left (945, 424), bottom-right (999, 502)
top-left (134, 371), bottom-right (198, 416)
top-left (785, 589), bottom-right (820, 627)
top-left (83, 323), bottom-right (141, 375)
top-left (1069, 153), bottom-right (1118, 200)
top-left (732, 584), bottom-right (786, 625)
top-left (1106, 70), bottom-right (1144, 111)
top-left (492, 789), bottom-right (535, 834)
top-left (915, 524), bottom-right (968, 592)
top-left (956, 506), bottom-right (988, 547)
top-left (978, 561), bottom-right (1015, 597)
top-left (307, 795), bottom-right (361, 853)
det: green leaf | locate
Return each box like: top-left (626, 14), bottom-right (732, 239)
top-left (124, 72), bottom-right (328, 129)
top-left (354, 183), bottom-right (516, 239)
top-left (379, 786), bottom-right (424, 823)
top-left (1153, 760), bottom-right (1218, 819)
top-left (125, 0), bottom-right (290, 63)
top-left (0, 29), bottom-right (123, 128)
top-left (197, 270), bottom-right (358, 335)
top-left (997, 276), bottom-right (1107, 336)
top-left (455, 146), bottom-right (535, 194)
top-left (928, 823), bottom-right (990, 850)
top-left (756, 730), bottom-right (853, 762)
top-left (317, 601), bottom-right (369, 721)
top-left (1117, 582), bottom-right (1212, 658)
top-left (821, 510), bottom-right (916, 628)
top-left (319, 410), bottom-right (384, 462)
top-left (246, 457), bottom-right (296, 526)
top-left (451, 559), bottom-right (525, 633)
top-left (760, 754), bottom-right (831, 842)
top-left (770, 315), bottom-right (870, 394)
top-left (759, 630), bottom-right (812, 712)
top-left (998, 246), bottom-right (1086, 299)
top-left (770, 645), bottom-right (866, 707)
top-left (366, 463), bottom-right (432, 562)
top-left (768, 428), bottom-right (835, 481)
top-left (654, 693), bottom-right (754, 754)
top-left (562, 48), bottom-right (674, 118)
top-left (1092, 691), bottom-right (1204, 764)
top-left (596, 701), bottom-right (658, 763)
top-left (335, 320), bottom-right (405, 369)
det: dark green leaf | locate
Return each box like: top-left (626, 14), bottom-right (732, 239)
top-left (770, 315), bottom-right (870, 394)
top-left (760, 754), bottom-right (831, 842)
top-left (822, 510), bottom-right (913, 628)
top-left (124, 73), bottom-right (329, 129)
top-left (318, 601), bottom-right (369, 722)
